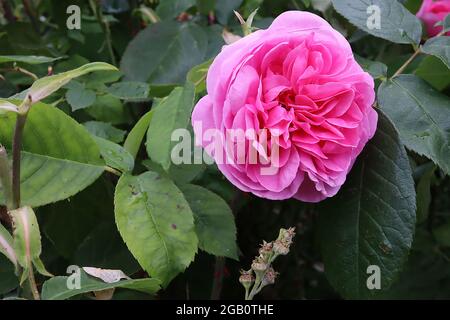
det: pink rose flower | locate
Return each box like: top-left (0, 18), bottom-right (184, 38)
top-left (417, 0), bottom-right (450, 37)
top-left (191, 11), bottom-right (377, 202)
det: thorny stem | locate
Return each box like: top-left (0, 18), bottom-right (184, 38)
top-left (0, 145), bottom-right (13, 209)
top-left (211, 256), bottom-right (226, 300)
top-left (10, 96), bottom-right (40, 300)
top-left (12, 97), bottom-right (32, 210)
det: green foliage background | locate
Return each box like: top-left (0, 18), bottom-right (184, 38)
top-left (0, 0), bottom-right (449, 300)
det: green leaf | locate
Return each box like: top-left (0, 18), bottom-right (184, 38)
top-left (415, 55), bottom-right (450, 91)
top-left (0, 223), bottom-right (17, 269)
top-left (83, 70), bottom-right (123, 88)
top-left (378, 229), bottom-right (450, 299)
top-left (186, 59), bottom-right (212, 93)
top-left (318, 111), bottom-right (416, 299)
top-left (435, 13), bottom-right (450, 33)
top-left (73, 221), bottom-right (140, 275)
top-left (0, 102), bottom-right (105, 207)
top-left (142, 158), bottom-right (206, 185)
top-left (444, 13), bottom-right (450, 31)
top-left (355, 55), bottom-right (387, 80)
top-left (65, 81), bottom-right (96, 111)
top-left (41, 269), bottom-right (160, 300)
top-left (28, 62), bottom-right (117, 103)
top-left (121, 21), bottom-right (207, 85)
top-left (10, 206), bottom-right (51, 281)
top-left (83, 121), bottom-right (126, 143)
top-left (197, 0), bottom-right (216, 14)
top-left (40, 179), bottom-right (113, 260)
top-left (331, 0), bottom-right (422, 44)
top-left (0, 55), bottom-right (63, 65)
top-left (106, 81), bottom-right (150, 101)
top-left (123, 110), bottom-right (153, 159)
top-left (144, 123), bottom-right (206, 184)
top-left (169, 162), bottom-right (207, 185)
top-left (215, 0), bottom-right (243, 25)
top-left (93, 136), bottom-right (134, 173)
top-left (156, 0), bottom-right (196, 19)
top-left (422, 36), bottom-right (450, 69)
top-left (403, 0), bottom-right (422, 14)
top-left (378, 75), bottom-right (450, 175)
top-left (147, 83), bottom-right (195, 171)
top-left (86, 94), bottom-right (129, 126)
top-left (0, 255), bottom-right (18, 295)
top-left (416, 164), bottom-right (436, 224)
top-left (149, 84), bottom-right (178, 98)
top-left (180, 184), bottom-right (238, 259)
top-left (114, 172), bottom-right (198, 287)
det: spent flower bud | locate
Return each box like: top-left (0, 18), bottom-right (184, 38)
top-left (278, 227), bottom-right (296, 244)
top-left (239, 269), bottom-right (255, 290)
top-left (262, 267), bottom-right (278, 286)
top-left (258, 241), bottom-right (273, 260)
top-left (251, 257), bottom-right (268, 273)
top-left (273, 239), bottom-right (290, 255)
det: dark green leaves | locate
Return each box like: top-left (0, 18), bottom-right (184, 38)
top-left (147, 83), bottom-right (195, 171)
top-left (106, 82), bottom-right (150, 101)
top-left (0, 255), bottom-right (18, 295)
top-left (0, 223), bottom-right (17, 269)
top-left (156, 0), bottom-right (196, 19)
top-left (319, 112), bottom-right (416, 299)
top-left (422, 36), bottom-right (450, 69)
top-left (355, 55), bottom-right (387, 80)
top-left (415, 56), bottom-right (450, 91)
top-left (83, 121), bottom-right (126, 143)
top-left (65, 81), bottom-right (96, 111)
top-left (187, 59), bottom-right (212, 93)
top-left (180, 184), bottom-right (238, 259)
top-left (416, 164), bottom-right (435, 224)
top-left (123, 111), bottom-right (153, 159)
top-left (433, 223), bottom-right (450, 247)
top-left (121, 21), bottom-right (207, 85)
top-left (378, 75), bottom-right (450, 175)
top-left (93, 137), bottom-right (134, 173)
top-left (216, 0), bottom-right (243, 25)
top-left (331, 0), bottom-right (422, 44)
top-left (0, 103), bottom-right (105, 207)
top-left (442, 13), bottom-right (450, 32)
top-left (114, 172), bottom-right (198, 286)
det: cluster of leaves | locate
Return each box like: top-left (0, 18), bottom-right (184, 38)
top-left (0, 0), bottom-right (449, 300)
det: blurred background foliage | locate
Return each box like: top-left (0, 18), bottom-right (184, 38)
top-left (0, 0), bottom-right (449, 299)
